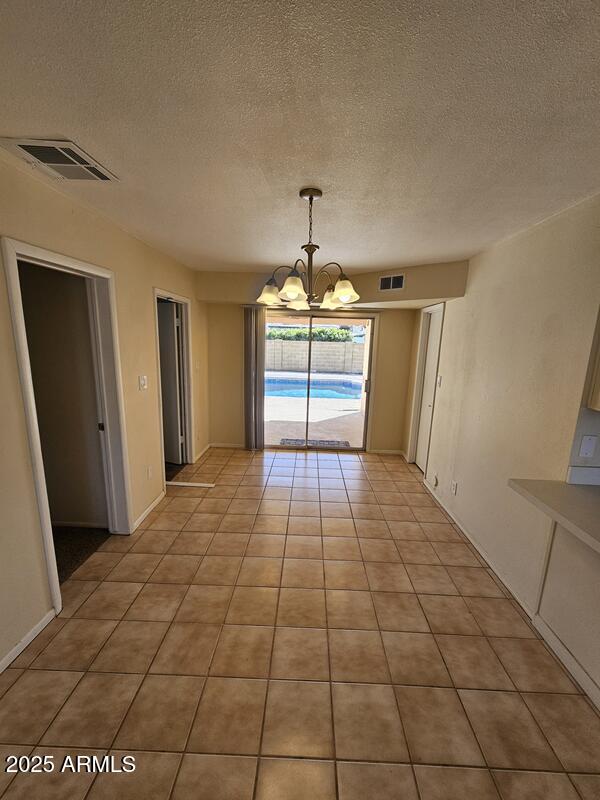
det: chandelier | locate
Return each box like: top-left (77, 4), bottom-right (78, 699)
top-left (256, 188), bottom-right (360, 310)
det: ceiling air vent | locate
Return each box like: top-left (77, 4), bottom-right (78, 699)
top-left (0, 138), bottom-right (116, 181)
top-left (379, 274), bottom-right (404, 291)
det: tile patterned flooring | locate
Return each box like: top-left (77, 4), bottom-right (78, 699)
top-left (1, 447), bottom-right (600, 799)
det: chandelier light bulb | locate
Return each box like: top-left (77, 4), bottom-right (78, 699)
top-left (332, 276), bottom-right (359, 304)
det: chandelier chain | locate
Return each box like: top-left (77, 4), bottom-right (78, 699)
top-left (308, 196), bottom-right (313, 244)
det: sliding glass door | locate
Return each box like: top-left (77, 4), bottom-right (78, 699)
top-left (264, 312), bottom-right (373, 449)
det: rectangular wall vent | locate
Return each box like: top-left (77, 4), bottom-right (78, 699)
top-left (379, 274), bottom-right (404, 291)
top-left (0, 138), bottom-right (117, 181)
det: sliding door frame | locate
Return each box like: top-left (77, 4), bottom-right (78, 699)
top-left (264, 309), bottom-right (378, 451)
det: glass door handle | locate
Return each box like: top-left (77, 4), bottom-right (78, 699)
top-left (364, 379), bottom-right (371, 393)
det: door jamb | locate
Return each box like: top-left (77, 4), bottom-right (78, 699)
top-left (1, 237), bottom-right (133, 614)
top-left (153, 288), bottom-right (195, 484)
top-left (407, 303), bottom-right (445, 468)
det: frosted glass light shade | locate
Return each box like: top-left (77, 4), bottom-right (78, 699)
top-left (256, 279), bottom-right (281, 305)
top-left (320, 286), bottom-right (342, 309)
top-left (332, 277), bottom-right (359, 304)
top-left (287, 298), bottom-right (310, 310)
top-left (278, 269), bottom-right (307, 301)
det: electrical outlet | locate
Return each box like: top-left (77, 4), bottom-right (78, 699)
top-left (451, 480), bottom-right (458, 495)
top-left (146, 465), bottom-right (153, 480)
top-left (579, 435), bottom-right (598, 458)
top-left (437, 374), bottom-right (442, 388)
top-left (138, 375), bottom-right (148, 391)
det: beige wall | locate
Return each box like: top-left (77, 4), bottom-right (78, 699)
top-left (19, 263), bottom-right (108, 526)
top-left (426, 194), bottom-right (600, 610)
top-left (206, 304), bottom-right (245, 445)
top-left (0, 153), bottom-right (209, 662)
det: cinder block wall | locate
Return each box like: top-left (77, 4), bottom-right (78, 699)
top-left (265, 341), bottom-right (364, 373)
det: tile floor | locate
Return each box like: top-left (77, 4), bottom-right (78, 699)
top-left (1, 448), bottom-right (600, 799)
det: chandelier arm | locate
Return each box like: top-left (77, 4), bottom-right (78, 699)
top-left (320, 261), bottom-right (345, 277)
top-left (313, 267), bottom-right (334, 293)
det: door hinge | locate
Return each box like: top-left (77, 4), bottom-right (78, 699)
top-left (98, 422), bottom-right (105, 432)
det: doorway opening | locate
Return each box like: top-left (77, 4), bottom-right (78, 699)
top-left (412, 304), bottom-right (444, 473)
top-left (154, 291), bottom-right (193, 481)
top-left (3, 238), bottom-right (131, 609)
top-left (264, 311), bottom-right (374, 449)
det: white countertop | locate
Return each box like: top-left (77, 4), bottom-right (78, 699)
top-left (509, 478), bottom-right (600, 554)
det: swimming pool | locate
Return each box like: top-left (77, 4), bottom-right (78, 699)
top-left (265, 375), bottom-right (362, 399)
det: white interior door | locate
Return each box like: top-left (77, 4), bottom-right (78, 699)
top-left (158, 300), bottom-right (183, 464)
top-left (415, 309), bottom-right (443, 472)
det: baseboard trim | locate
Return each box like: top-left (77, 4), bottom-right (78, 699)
top-left (192, 443), bottom-right (211, 463)
top-left (51, 520), bottom-right (108, 529)
top-left (533, 615), bottom-right (600, 709)
top-left (209, 442), bottom-right (245, 449)
top-left (423, 479), bottom-right (535, 617)
top-left (368, 449), bottom-right (407, 458)
top-left (0, 609), bottom-right (56, 673)
top-left (131, 490), bottom-right (166, 533)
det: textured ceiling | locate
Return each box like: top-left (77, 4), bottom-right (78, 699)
top-left (1, 0), bottom-right (599, 272)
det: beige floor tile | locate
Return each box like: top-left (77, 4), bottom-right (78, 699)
top-left (124, 583), bottom-right (187, 621)
top-left (289, 500), bottom-right (321, 517)
top-left (175, 584), bottom-right (233, 623)
top-left (218, 515), bottom-right (255, 533)
top-left (0, 670), bottom-right (82, 743)
top-left (206, 533), bottom-right (249, 556)
top-left (284, 535), bottom-right (322, 559)
top-left (324, 560), bottom-right (369, 589)
top-left (168, 532), bottom-right (214, 555)
top-left (247, 534), bottom-right (286, 557)
top-left (414, 766), bottom-right (500, 799)
top-left (4, 746), bottom-right (103, 800)
top-left (184, 513), bottom-right (224, 532)
top-left (259, 500), bottom-right (290, 516)
top-left (358, 538), bottom-right (401, 562)
top-left (492, 770), bottom-right (580, 800)
top-left (237, 556), bottom-right (282, 586)
top-left (281, 558), bottom-right (324, 588)
top-left (381, 505), bottom-right (416, 522)
top-left (198, 498), bottom-right (232, 513)
top-left (32, 619), bottom-right (117, 670)
top-left (271, 627), bottom-right (329, 680)
top-left (130, 530), bottom-right (179, 553)
top-left (432, 541), bottom-right (481, 566)
top-left (149, 511), bottom-right (191, 531)
top-left (326, 589), bottom-right (378, 630)
top-left (167, 497), bottom-right (203, 512)
top-left (436, 634), bottom-right (513, 690)
top-left (465, 598), bottom-right (536, 638)
top-left (192, 555), bottom-right (242, 585)
top-left (115, 674), bottom-right (204, 751)
top-left (365, 562), bottom-right (412, 591)
top-left (351, 503), bottom-right (384, 519)
top-left (265, 487), bottom-right (293, 499)
top-left (252, 516), bottom-right (288, 535)
top-left (387, 521), bottom-right (425, 540)
top-left (276, 588), bottom-right (326, 627)
top-left (332, 682), bottom-right (408, 761)
top-left (396, 686), bottom-right (484, 766)
top-left (323, 537), bottom-right (362, 560)
top-left (320, 501), bottom-right (352, 518)
top-left (569, 774), bottom-right (600, 799)
top-left (171, 754), bottom-right (257, 800)
top-left (489, 638), bottom-right (578, 693)
top-left (9, 618), bottom-right (67, 668)
top-left (187, 676), bottom-right (266, 754)
top-left (262, 680), bottom-right (333, 757)
top-left (405, 564), bottom-right (457, 594)
top-left (346, 490), bottom-right (377, 503)
top-left (420, 522), bottom-right (462, 542)
top-left (371, 592), bottom-right (429, 632)
top-left (419, 595), bottom-right (482, 635)
top-left (459, 689), bottom-right (561, 770)
top-left (329, 629), bottom-right (390, 682)
top-left (90, 620), bottom-right (168, 673)
top-left (255, 758), bottom-right (336, 800)
top-left (337, 762), bottom-right (418, 800)
top-left (210, 625), bottom-right (274, 678)
top-left (0, 669), bottom-right (23, 699)
top-left (320, 489), bottom-right (348, 502)
top-left (286, 517), bottom-right (320, 535)
top-left (41, 672), bottom-right (141, 747)
top-left (58, 580), bottom-right (100, 618)
top-left (522, 693), bottom-right (600, 772)
top-left (396, 541), bottom-right (440, 564)
top-left (70, 552), bottom-right (123, 581)
top-left (228, 499), bottom-right (261, 515)
top-left (150, 623), bottom-right (221, 675)
top-left (412, 508), bottom-right (449, 523)
top-left (383, 632), bottom-right (452, 686)
top-left (149, 555), bottom-right (202, 583)
top-left (226, 586), bottom-right (279, 625)
top-left (446, 566), bottom-right (505, 597)
top-left (321, 517), bottom-right (356, 537)
top-left (87, 750), bottom-right (181, 800)
top-left (73, 582), bottom-right (143, 620)
top-left (105, 553), bottom-right (162, 582)
top-left (354, 519), bottom-right (391, 538)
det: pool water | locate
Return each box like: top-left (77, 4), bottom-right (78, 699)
top-left (265, 376), bottom-right (362, 399)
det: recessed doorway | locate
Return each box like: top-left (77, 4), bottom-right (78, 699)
top-left (264, 312), bottom-right (374, 449)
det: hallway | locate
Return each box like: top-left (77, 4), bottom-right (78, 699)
top-left (1, 448), bottom-right (599, 799)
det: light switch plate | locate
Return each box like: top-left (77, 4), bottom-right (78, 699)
top-left (580, 435), bottom-right (598, 458)
top-left (138, 375), bottom-right (148, 391)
